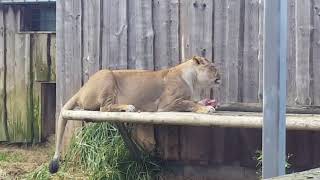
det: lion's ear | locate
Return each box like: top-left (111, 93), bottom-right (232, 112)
top-left (192, 56), bottom-right (203, 65)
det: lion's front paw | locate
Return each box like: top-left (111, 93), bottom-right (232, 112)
top-left (196, 106), bottom-right (216, 114)
top-left (124, 105), bottom-right (136, 112)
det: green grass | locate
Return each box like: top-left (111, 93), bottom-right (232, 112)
top-left (29, 122), bottom-right (162, 180)
top-left (0, 151), bottom-right (26, 162)
top-left (254, 150), bottom-right (292, 179)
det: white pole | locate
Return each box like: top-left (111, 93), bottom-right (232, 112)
top-left (262, 0), bottom-right (287, 178)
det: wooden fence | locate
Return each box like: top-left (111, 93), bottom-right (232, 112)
top-left (0, 5), bottom-right (56, 142)
top-left (57, 0), bottom-right (320, 178)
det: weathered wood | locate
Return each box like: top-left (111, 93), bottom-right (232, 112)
top-left (62, 110), bottom-right (320, 131)
top-left (5, 7), bottom-right (33, 142)
top-left (179, 0), bottom-right (214, 163)
top-left (58, 0), bottom-right (83, 154)
top-left (31, 34), bottom-right (50, 81)
top-left (295, 0), bottom-right (312, 105)
top-left (258, 0), bottom-right (264, 102)
top-left (211, 0), bottom-right (228, 164)
top-left (0, 7), bottom-right (7, 141)
top-left (217, 102), bottom-right (320, 114)
top-left (153, 0), bottom-right (179, 69)
top-left (49, 34), bottom-right (56, 81)
top-left (267, 168), bottom-right (320, 180)
top-left (82, 0), bottom-right (101, 81)
top-left (153, 0), bottom-right (180, 161)
top-left (213, 0), bottom-right (227, 103)
top-left (287, 0), bottom-right (296, 105)
top-left (101, 0), bottom-right (128, 70)
top-left (243, 0), bottom-right (259, 102)
top-left (225, 0), bottom-right (243, 102)
top-left (158, 165), bottom-right (257, 180)
top-left (313, 1), bottom-right (320, 105)
top-left (135, 0), bottom-right (154, 70)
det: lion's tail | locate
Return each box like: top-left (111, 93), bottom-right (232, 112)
top-left (49, 92), bottom-right (79, 174)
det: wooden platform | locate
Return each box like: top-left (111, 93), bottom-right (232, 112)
top-left (63, 110), bottom-right (320, 131)
top-left (267, 168), bottom-right (320, 179)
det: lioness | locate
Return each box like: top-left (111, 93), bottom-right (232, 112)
top-left (49, 56), bottom-right (220, 173)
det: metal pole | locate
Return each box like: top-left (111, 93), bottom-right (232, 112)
top-left (262, 0), bottom-right (287, 178)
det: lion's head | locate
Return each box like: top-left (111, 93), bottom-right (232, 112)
top-left (191, 56), bottom-right (221, 87)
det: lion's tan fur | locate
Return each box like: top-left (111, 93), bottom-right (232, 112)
top-left (50, 56), bottom-right (220, 173)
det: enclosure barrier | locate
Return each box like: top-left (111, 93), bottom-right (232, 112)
top-left (62, 110), bottom-right (320, 131)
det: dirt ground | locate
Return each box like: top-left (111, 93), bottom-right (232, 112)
top-left (0, 137), bottom-right (54, 180)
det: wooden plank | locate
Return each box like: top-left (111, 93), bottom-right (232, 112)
top-left (101, 0), bottom-right (128, 69)
top-left (211, 0), bottom-right (227, 164)
top-left (31, 34), bottom-right (50, 81)
top-left (225, 0), bottom-right (243, 102)
top-left (267, 168), bottom-right (320, 180)
top-left (135, 0), bottom-right (154, 70)
top-left (287, 0), bottom-right (296, 105)
top-left (258, 0), bottom-right (264, 102)
top-left (49, 34), bottom-right (56, 81)
top-left (262, 0), bottom-right (287, 177)
top-left (58, 0), bottom-right (83, 154)
top-left (240, 0), bottom-right (260, 167)
top-left (243, 0), bottom-right (259, 102)
top-left (5, 7), bottom-right (32, 142)
top-left (0, 7), bottom-right (7, 141)
top-left (213, 0), bottom-right (227, 103)
top-left (295, 0), bottom-right (312, 105)
top-left (312, 0), bottom-right (320, 105)
top-left (179, 0), bottom-right (214, 163)
top-left (153, 0), bottom-right (180, 161)
top-left (82, 0), bottom-right (101, 81)
top-left (153, 0), bottom-right (180, 69)
top-left (312, 0), bottom-right (320, 166)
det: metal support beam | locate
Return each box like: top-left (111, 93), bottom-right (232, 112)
top-left (262, 0), bottom-right (287, 178)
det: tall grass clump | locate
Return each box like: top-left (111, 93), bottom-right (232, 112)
top-left (64, 122), bottom-right (162, 180)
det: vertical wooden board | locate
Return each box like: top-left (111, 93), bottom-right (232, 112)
top-left (135, 0), bottom-right (154, 70)
top-left (258, 0), bottom-right (264, 102)
top-left (213, 0), bottom-right (227, 103)
top-left (32, 82), bottom-right (42, 142)
top-left (101, 0), bottom-right (128, 69)
top-left (61, 0), bottom-right (83, 154)
top-left (240, 0), bottom-right (260, 168)
top-left (153, 0), bottom-right (180, 161)
top-left (242, 0), bottom-right (259, 102)
top-left (153, 0), bottom-right (180, 69)
top-left (180, 0), bottom-right (213, 60)
top-left (311, 0), bottom-right (320, 166)
top-left (156, 125), bottom-right (180, 160)
top-left (82, 0), bottom-right (101, 81)
top-left (0, 7), bottom-right (7, 141)
top-left (287, 0), bottom-right (296, 105)
top-left (127, 0), bottom-right (136, 69)
top-left (179, 0), bottom-right (213, 163)
top-left (31, 34), bottom-right (50, 81)
top-left (312, 0), bottom-right (320, 105)
top-left (5, 7), bottom-right (32, 142)
top-left (6, 18), bottom-right (32, 143)
top-left (211, 0), bottom-right (227, 164)
top-left (225, 0), bottom-right (243, 102)
top-left (295, 0), bottom-right (312, 105)
top-left (50, 34), bottom-right (56, 81)
top-left (56, 0), bottom-right (66, 128)
top-left (180, 126), bottom-right (212, 163)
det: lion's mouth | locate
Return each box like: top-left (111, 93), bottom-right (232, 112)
top-left (214, 78), bottom-right (221, 84)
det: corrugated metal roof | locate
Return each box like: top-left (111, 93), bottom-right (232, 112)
top-left (0, 0), bottom-right (55, 3)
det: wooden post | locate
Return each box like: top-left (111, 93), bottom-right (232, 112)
top-left (262, 0), bottom-right (287, 178)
